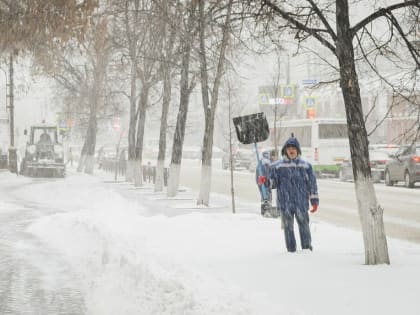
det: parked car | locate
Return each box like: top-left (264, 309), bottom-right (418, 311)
top-left (368, 144), bottom-right (400, 156)
top-left (339, 150), bottom-right (387, 183)
top-left (222, 148), bottom-right (253, 170)
top-left (384, 144), bottom-right (420, 188)
top-left (368, 150), bottom-right (393, 180)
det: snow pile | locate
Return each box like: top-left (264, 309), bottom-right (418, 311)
top-left (7, 171), bottom-right (419, 315)
top-left (24, 175), bottom-right (267, 314)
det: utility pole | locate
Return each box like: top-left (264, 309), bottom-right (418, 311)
top-left (227, 77), bottom-right (236, 214)
top-left (8, 53), bottom-right (17, 174)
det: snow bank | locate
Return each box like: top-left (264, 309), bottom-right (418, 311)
top-left (14, 172), bottom-right (420, 315)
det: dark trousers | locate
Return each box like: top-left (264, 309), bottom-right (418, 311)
top-left (281, 208), bottom-right (312, 252)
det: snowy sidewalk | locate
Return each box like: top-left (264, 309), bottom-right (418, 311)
top-left (4, 169), bottom-right (420, 315)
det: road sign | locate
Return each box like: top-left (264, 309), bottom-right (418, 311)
top-left (282, 85), bottom-right (295, 98)
top-left (302, 79), bottom-right (317, 85)
top-left (258, 85), bottom-right (295, 106)
top-left (304, 96), bottom-right (317, 109)
top-left (59, 119), bottom-right (67, 129)
top-left (265, 97), bottom-right (293, 105)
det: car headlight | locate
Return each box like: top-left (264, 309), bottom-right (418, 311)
top-left (27, 145), bottom-right (36, 155)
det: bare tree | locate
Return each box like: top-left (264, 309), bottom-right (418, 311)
top-left (64, 18), bottom-right (111, 174)
top-left (154, 0), bottom-right (181, 192)
top-left (32, 8), bottom-right (113, 175)
top-left (0, 0), bottom-right (96, 53)
top-left (196, 0), bottom-right (234, 206)
top-left (111, 0), bottom-right (163, 186)
top-left (167, 0), bottom-right (198, 197)
top-left (0, 0), bottom-right (97, 173)
top-left (242, 0), bottom-right (419, 264)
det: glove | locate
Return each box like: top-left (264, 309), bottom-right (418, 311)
top-left (310, 204), bottom-right (318, 213)
top-left (257, 175), bottom-right (266, 185)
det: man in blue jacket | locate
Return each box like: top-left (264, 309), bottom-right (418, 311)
top-left (259, 137), bottom-right (319, 252)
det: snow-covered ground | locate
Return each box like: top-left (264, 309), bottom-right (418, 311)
top-left (1, 169), bottom-right (420, 315)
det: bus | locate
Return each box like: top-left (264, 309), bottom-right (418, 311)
top-left (274, 118), bottom-right (350, 176)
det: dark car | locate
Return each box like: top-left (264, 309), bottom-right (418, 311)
top-left (339, 150), bottom-right (388, 183)
top-left (368, 150), bottom-right (393, 180)
top-left (384, 144), bottom-right (420, 188)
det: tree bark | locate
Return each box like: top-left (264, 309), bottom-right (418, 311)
top-left (75, 17), bottom-right (108, 176)
top-left (124, 0), bottom-right (140, 183)
top-left (336, 0), bottom-right (389, 264)
top-left (167, 46), bottom-right (192, 197)
top-left (77, 60), bottom-right (102, 175)
top-left (197, 0), bottom-right (233, 206)
top-left (133, 86), bottom-right (149, 187)
top-left (77, 106), bottom-right (97, 174)
top-left (126, 59), bottom-right (138, 183)
top-left (155, 0), bottom-right (176, 192)
top-left (155, 68), bottom-right (171, 192)
top-left (167, 1), bottom-right (197, 197)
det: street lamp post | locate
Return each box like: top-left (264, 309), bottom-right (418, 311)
top-left (0, 67), bottom-right (6, 109)
top-left (0, 66), bottom-right (8, 170)
top-left (7, 54), bottom-right (17, 174)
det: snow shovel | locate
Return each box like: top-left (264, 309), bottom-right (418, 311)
top-left (232, 113), bottom-right (271, 206)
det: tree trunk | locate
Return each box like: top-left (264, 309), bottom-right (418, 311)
top-left (126, 60), bottom-right (138, 182)
top-left (167, 49), bottom-right (191, 196)
top-left (77, 64), bottom-right (99, 175)
top-left (77, 145), bottom-right (87, 172)
top-left (197, 0), bottom-right (233, 206)
top-left (155, 68), bottom-right (171, 192)
top-left (336, 0), bottom-right (389, 264)
top-left (77, 111), bottom-right (97, 174)
top-left (133, 86), bottom-right (149, 187)
top-left (155, 0), bottom-right (176, 192)
top-left (167, 2), bottom-right (196, 197)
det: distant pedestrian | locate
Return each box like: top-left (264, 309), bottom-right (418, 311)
top-left (259, 136), bottom-right (319, 252)
top-left (256, 150), bottom-right (276, 216)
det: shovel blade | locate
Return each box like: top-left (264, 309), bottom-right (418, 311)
top-left (232, 113), bottom-right (270, 144)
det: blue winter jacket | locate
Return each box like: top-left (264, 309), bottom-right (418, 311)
top-left (269, 137), bottom-right (319, 212)
top-left (255, 151), bottom-right (271, 183)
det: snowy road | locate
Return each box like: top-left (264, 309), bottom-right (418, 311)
top-left (179, 164), bottom-right (420, 243)
top-left (0, 177), bottom-right (86, 314)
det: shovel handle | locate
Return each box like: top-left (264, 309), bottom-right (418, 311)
top-left (254, 142), bottom-right (269, 201)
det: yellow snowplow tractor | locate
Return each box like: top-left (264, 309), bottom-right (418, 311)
top-left (20, 125), bottom-right (66, 178)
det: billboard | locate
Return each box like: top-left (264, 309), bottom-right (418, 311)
top-left (258, 85), bottom-right (296, 106)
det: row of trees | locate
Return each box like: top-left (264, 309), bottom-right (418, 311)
top-left (2, 0), bottom-right (419, 265)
